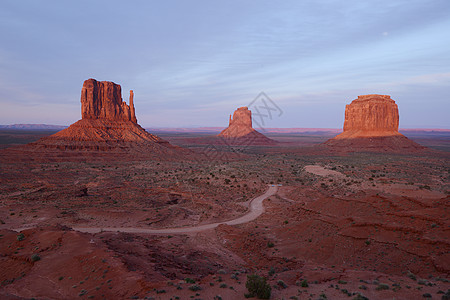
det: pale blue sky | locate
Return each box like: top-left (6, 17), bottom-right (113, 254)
top-left (1, 0), bottom-right (449, 128)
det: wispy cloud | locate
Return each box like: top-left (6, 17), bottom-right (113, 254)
top-left (0, 0), bottom-right (449, 127)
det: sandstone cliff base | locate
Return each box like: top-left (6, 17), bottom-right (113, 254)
top-left (324, 134), bottom-right (425, 152)
top-left (324, 95), bottom-right (425, 153)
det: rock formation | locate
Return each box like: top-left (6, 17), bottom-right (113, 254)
top-left (324, 94), bottom-right (425, 152)
top-left (218, 107), bottom-right (276, 145)
top-left (29, 79), bottom-right (178, 156)
top-left (80, 79), bottom-right (137, 122)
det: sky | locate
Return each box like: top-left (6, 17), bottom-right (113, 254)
top-left (1, 0), bottom-right (449, 128)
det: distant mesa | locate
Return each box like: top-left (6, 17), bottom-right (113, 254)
top-left (0, 124), bottom-right (67, 130)
top-left (324, 94), bottom-right (425, 152)
top-left (29, 78), bottom-right (178, 154)
top-left (218, 107), bottom-right (276, 145)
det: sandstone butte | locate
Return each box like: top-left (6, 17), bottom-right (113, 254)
top-left (218, 107), bottom-right (276, 145)
top-left (325, 94), bottom-right (425, 152)
top-left (30, 79), bottom-right (178, 154)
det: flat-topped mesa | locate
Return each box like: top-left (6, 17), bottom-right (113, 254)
top-left (81, 78), bottom-right (137, 123)
top-left (324, 94), bottom-right (425, 152)
top-left (340, 94), bottom-right (400, 137)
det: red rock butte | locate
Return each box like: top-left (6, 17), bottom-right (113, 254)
top-left (218, 107), bottom-right (275, 145)
top-left (29, 79), bottom-right (178, 155)
top-left (325, 94), bottom-right (425, 152)
top-left (81, 79), bottom-right (137, 123)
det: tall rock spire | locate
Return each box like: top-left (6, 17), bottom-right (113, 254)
top-left (129, 90), bottom-right (137, 123)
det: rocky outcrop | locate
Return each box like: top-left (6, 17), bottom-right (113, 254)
top-left (343, 95), bottom-right (399, 135)
top-left (29, 79), bottom-right (179, 156)
top-left (218, 107), bottom-right (275, 145)
top-left (325, 95), bottom-right (425, 152)
top-left (219, 107), bottom-right (253, 138)
top-left (81, 79), bottom-right (136, 123)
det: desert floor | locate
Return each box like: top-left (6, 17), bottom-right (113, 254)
top-left (0, 129), bottom-right (449, 299)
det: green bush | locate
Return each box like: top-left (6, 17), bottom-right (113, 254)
top-left (188, 284), bottom-right (201, 291)
top-left (31, 254), bottom-right (40, 262)
top-left (17, 233), bottom-right (25, 241)
top-left (301, 279), bottom-right (309, 287)
top-left (245, 275), bottom-right (271, 299)
top-left (376, 283), bottom-right (389, 291)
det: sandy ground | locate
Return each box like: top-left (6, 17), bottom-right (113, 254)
top-left (1, 131), bottom-right (449, 299)
top-left (71, 185), bottom-right (278, 234)
top-left (304, 164), bottom-right (346, 178)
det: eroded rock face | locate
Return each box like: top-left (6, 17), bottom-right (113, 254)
top-left (343, 94), bottom-right (399, 134)
top-left (324, 94), bottom-right (425, 152)
top-left (81, 78), bottom-right (136, 123)
top-left (219, 107), bottom-right (254, 138)
top-left (218, 107), bottom-right (275, 145)
top-left (29, 79), bottom-right (179, 155)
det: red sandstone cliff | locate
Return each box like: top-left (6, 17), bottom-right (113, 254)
top-left (81, 79), bottom-right (137, 123)
top-left (29, 79), bottom-right (177, 155)
top-left (218, 107), bottom-right (275, 145)
top-left (325, 95), bottom-right (425, 152)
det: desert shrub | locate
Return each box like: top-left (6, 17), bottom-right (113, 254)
top-left (353, 294), bottom-right (369, 300)
top-left (418, 279), bottom-right (431, 286)
top-left (245, 275), bottom-right (271, 299)
top-left (277, 280), bottom-right (287, 289)
top-left (376, 283), bottom-right (389, 291)
top-left (301, 279), bottom-right (309, 287)
top-left (267, 242), bottom-right (275, 248)
top-left (188, 284), bottom-right (201, 291)
top-left (17, 233), bottom-right (25, 241)
top-left (31, 254), bottom-right (40, 262)
top-left (185, 277), bottom-right (196, 284)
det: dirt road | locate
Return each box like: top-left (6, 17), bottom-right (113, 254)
top-left (72, 185), bottom-right (278, 234)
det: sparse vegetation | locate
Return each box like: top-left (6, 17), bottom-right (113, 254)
top-left (245, 275), bottom-right (271, 299)
top-left (31, 254), bottom-right (40, 262)
top-left (376, 283), bottom-right (389, 291)
top-left (301, 279), bottom-right (309, 287)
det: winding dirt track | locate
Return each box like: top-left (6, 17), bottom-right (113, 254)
top-left (72, 185), bottom-right (278, 234)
